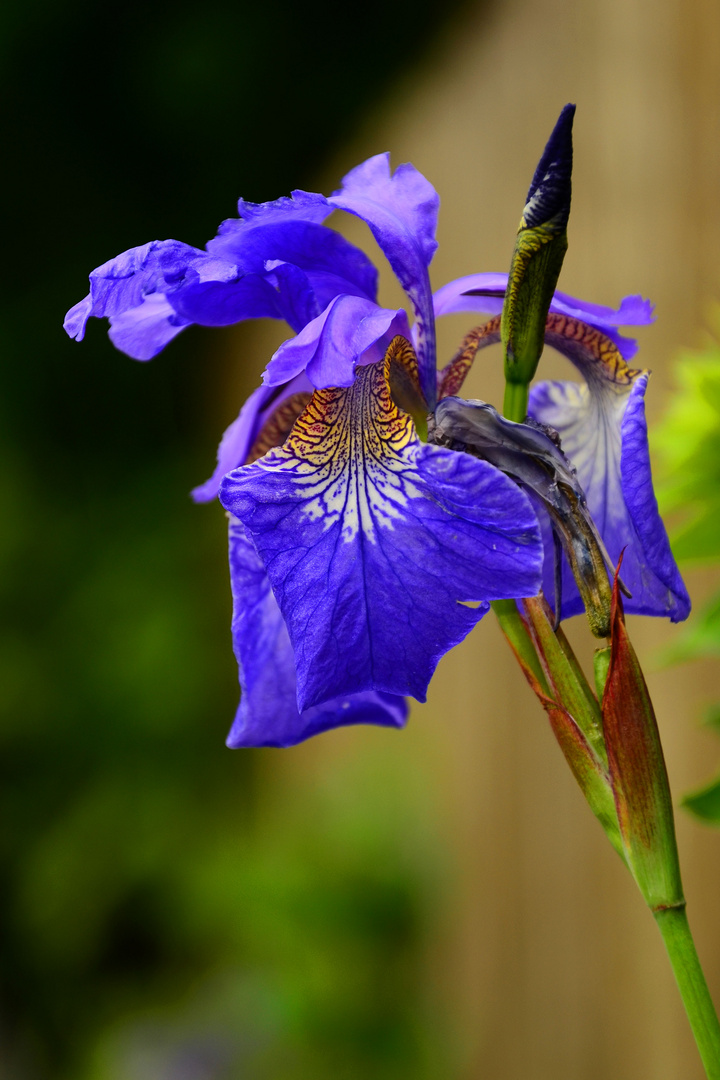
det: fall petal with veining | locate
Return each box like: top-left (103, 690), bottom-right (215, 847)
top-left (220, 342), bottom-right (543, 709)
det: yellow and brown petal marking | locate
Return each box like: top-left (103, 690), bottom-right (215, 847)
top-left (438, 318), bottom-right (501, 400)
top-left (542, 313), bottom-right (643, 389)
top-left (245, 391), bottom-right (313, 464)
top-left (437, 312), bottom-right (643, 402)
top-left (268, 345), bottom-right (420, 544)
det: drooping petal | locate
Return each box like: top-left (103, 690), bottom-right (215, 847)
top-left (226, 516), bottom-right (408, 748)
top-left (433, 272), bottom-right (654, 361)
top-left (329, 154), bottom-right (439, 408)
top-left (65, 195), bottom-right (379, 357)
top-left (192, 373), bottom-right (313, 503)
top-left (528, 316), bottom-right (690, 621)
top-left (177, 222), bottom-right (381, 333)
top-left (63, 239), bottom-right (235, 355)
top-left (164, 273), bottom-right (292, 328)
top-left (107, 294), bottom-right (189, 361)
top-left (263, 295), bottom-right (409, 389)
top-left (220, 343), bottom-right (542, 710)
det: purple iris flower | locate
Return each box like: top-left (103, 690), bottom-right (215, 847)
top-left (65, 153), bottom-right (687, 748)
top-left (218, 157), bottom-right (544, 727)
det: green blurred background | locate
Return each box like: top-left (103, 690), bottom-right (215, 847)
top-left (4, 0), bottom-right (720, 1077)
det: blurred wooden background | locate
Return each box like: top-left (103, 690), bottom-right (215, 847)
top-left (230, 0), bottom-right (720, 1075)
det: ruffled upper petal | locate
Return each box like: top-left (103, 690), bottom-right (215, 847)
top-left (178, 220), bottom-right (381, 334)
top-left (433, 272), bottom-right (654, 361)
top-left (65, 196), bottom-right (379, 358)
top-left (63, 240), bottom-right (232, 352)
top-left (329, 153), bottom-right (439, 408)
top-left (166, 273), bottom-right (285, 328)
top-left (220, 347), bottom-right (542, 710)
top-left (528, 316), bottom-right (689, 622)
top-left (227, 516), bottom-right (408, 748)
top-left (263, 295), bottom-right (409, 389)
top-left (210, 189), bottom-right (333, 250)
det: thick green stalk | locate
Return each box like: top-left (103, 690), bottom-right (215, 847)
top-left (654, 906), bottom-right (720, 1079)
top-left (502, 381), bottom-right (529, 423)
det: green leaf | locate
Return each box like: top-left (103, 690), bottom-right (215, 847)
top-left (655, 331), bottom-right (720, 551)
top-left (681, 776), bottom-right (720, 824)
top-left (659, 592), bottom-right (720, 666)
top-left (654, 325), bottom-right (720, 825)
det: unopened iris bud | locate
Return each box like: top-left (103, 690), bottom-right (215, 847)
top-left (501, 104), bottom-right (575, 420)
top-left (602, 562), bottom-right (684, 911)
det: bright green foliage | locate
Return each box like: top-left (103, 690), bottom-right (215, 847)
top-left (655, 330), bottom-right (720, 564)
top-left (680, 708), bottom-right (720, 824)
top-left (682, 774), bottom-right (720, 823)
top-left (655, 324), bottom-right (720, 825)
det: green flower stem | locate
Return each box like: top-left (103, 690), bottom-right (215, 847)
top-left (654, 906), bottom-right (720, 1079)
top-left (502, 381), bottom-right (529, 423)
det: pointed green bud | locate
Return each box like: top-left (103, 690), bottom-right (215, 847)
top-left (501, 104), bottom-right (575, 416)
top-left (602, 560), bottom-right (684, 911)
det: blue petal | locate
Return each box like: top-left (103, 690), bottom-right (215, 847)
top-left (192, 373), bottom-right (313, 503)
top-left (263, 296), bottom-right (409, 389)
top-left (220, 360), bottom-right (542, 709)
top-left (168, 273), bottom-right (286, 327)
top-left (621, 377), bottom-right (691, 619)
top-left (63, 240), bottom-right (235, 357)
top-left (209, 219), bottom-right (378, 302)
top-left (227, 517), bottom-right (408, 748)
top-left (107, 294), bottom-right (189, 361)
top-left (433, 272), bottom-right (654, 361)
top-left (65, 200), bottom-right (379, 358)
top-left (177, 221), bottom-right (381, 333)
top-left (329, 154), bottom-right (439, 408)
top-left (529, 364), bottom-right (690, 622)
top-left (212, 189), bottom-right (332, 245)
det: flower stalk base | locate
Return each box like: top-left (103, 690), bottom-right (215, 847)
top-left (502, 380), bottom-right (529, 423)
top-left (654, 906), bottom-right (720, 1080)
top-left (494, 600), bottom-right (720, 1079)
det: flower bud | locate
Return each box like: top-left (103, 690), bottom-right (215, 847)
top-left (602, 560), bottom-right (684, 910)
top-left (501, 104), bottom-right (575, 405)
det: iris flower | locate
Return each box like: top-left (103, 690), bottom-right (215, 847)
top-left (65, 151), bottom-right (688, 747)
